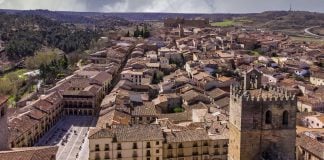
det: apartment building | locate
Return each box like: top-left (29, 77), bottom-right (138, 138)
top-left (89, 124), bottom-right (164, 160)
top-left (89, 124), bottom-right (229, 160)
top-left (9, 92), bottom-right (64, 148)
top-left (163, 129), bottom-right (228, 160)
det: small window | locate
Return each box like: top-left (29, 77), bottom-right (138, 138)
top-left (117, 152), bottom-right (122, 158)
top-left (156, 141), bottom-right (160, 145)
top-left (104, 144), bottom-right (109, 151)
top-left (282, 111), bottom-right (289, 125)
top-left (133, 142), bottom-right (138, 149)
top-left (95, 144), bottom-right (100, 151)
top-left (265, 110), bottom-right (272, 124)
top-left (117, 143), bottom-right (122, 150)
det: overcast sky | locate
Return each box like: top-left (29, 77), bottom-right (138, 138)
top-left (0, 0), bottom-right (323, 13)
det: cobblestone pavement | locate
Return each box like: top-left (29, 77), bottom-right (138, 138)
top-left (35, 116), bottom-right (96, 160)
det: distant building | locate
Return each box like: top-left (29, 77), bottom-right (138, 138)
top-left (164, 17), bottom-right (210, 28)
top-left (303, 115), bottom-right (324, 128)
top-left (310, 72), bottom-right (324, 86)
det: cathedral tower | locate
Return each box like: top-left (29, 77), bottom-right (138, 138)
top-left (228, 68), bottom-right (296, 160)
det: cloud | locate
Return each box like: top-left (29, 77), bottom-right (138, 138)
top-left (0, 0), bottom-right (323, 13)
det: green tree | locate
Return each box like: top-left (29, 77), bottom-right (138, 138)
top-left (143, 24), bottom-right (150, 38)
top-left (61, 55), bottom-right (69, 69)
top-left (173, 107), bottom-right (184, 113)
top-left (125, 31), bottom-right (130, 37)
top-left (134, 25), bottom-right (140, 37)
top-left (140, 28), bottom-right (144, 37)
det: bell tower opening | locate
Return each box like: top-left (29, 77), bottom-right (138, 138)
top-left (243, 68), bottom-right (262, 90)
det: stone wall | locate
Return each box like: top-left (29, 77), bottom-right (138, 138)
top-left (0, 103), bottom-right (9, 150)
top-left (229, 89), bottom-right (297, 160)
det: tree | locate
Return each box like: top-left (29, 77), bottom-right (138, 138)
top-left (140, 28), bottom-right (144, 37)
top-left (125, 31), bottom-right (130, 37)
top-left (134, 25), bottom-right (140, 37)
top-left (61, 55), bottom-right (69, 69)
top-left (173, 107), bottom-right (184, 113)
top-left (143, 24), bottom-right (150, 38)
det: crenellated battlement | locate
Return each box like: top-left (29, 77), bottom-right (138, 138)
top-left (230, 84), bottom-right (296, 103)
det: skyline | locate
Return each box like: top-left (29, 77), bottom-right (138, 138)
top-left (0, 0), bottom-right (324, 13)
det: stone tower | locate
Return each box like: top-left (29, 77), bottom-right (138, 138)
top-left (178, 24), bottom-right (184, 37)
top-left (228, 68), bottom-right (296, 160)
top-left (0, 96), bottom-right (9, 150)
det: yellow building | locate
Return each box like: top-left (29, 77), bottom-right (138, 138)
top-left (9, 92), bottom-right (64, 148)
top-left (89, 124), bottom-right (229, 160)
top-left (89, 124), bottom-right (164, 160)
top-left (163, 129), bottom-right (228, 160)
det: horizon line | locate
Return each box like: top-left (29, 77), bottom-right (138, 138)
top-left (0, 8), bottom-right (323, 14)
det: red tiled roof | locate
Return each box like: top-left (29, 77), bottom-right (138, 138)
top-left (0, 146), bottom-right (58, 160)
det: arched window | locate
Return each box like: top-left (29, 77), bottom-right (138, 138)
top-left (282, 111), bottom-right (289, 125)
top-left (265, 110), bottom-right (272, 124)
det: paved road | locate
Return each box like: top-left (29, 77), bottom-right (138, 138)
top-left (35, 116), bottom-right (96, 160)
top-left (304, 26), bottom-right (323, 38)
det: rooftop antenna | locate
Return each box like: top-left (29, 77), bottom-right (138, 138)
top-left (289, 4), bottom-right (292, 12)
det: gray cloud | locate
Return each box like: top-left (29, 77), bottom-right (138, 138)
top-left (0, 0), bottom-right (323, 13)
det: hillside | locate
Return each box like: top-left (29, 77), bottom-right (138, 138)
top-left (0, 11), bottom-right (131, 62)
top-left (0, 9), bottom-right (131, 26)
top-left (249, 11), bottom-right (324, 29)
top-left (0, 13), bottom-right (100, 61)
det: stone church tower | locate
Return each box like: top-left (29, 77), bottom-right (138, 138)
top-left (178, 24), bottom-right (184, 37)
top-left (228, 68), bottom-right (296, 160)
top-left (0, 96), bottom-right (9, 150)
